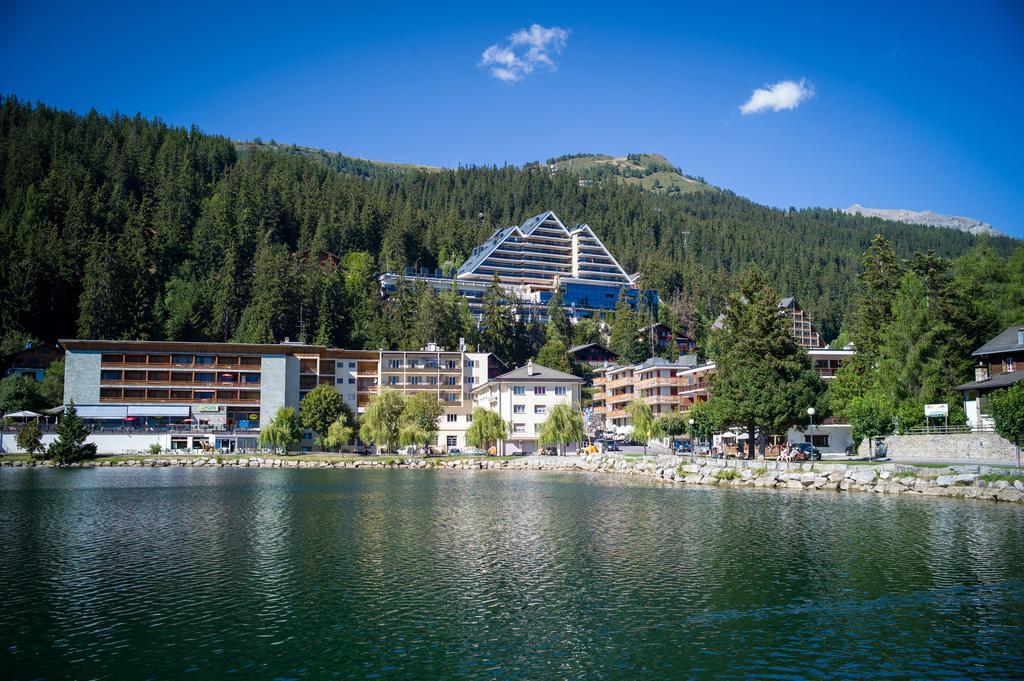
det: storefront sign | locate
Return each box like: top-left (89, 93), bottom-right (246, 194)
top-left (195, 405), bottom-right (220, 413)
top-left (924, 403), bottom-right (948, 418)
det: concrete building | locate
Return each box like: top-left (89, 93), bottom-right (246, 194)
top-left (380, 210), bottom-right (658, 322)
top-left (956, 325), bottom-right (1024, 430)
top-left (61, 339), bottom-right (503, 453)
top-left (472, 360), bottom-right (583, 454)
top-left (675, 348), bottom-right (856, 453)
top-left (594, 357), bottom-right (698, 433)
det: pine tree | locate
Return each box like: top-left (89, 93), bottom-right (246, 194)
top-left (479, 275), bottom-right (518, 363)
top-left (878, 271), bottom-right (949, 407)
top-left (709, 269), bottom-right (824, 458)
top-left (545, 285), bottom-right (571, 345)
top-left (48, 402), bottom-right (97, 464)
top-left (609, 289), bottom-right (645, 363)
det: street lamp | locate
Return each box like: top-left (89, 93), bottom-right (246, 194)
top-left (807, 407), bottom-right (815, 433)
top-left (689, 418), bottom-right (696, 457)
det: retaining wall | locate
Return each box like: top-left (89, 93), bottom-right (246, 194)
top-left (858, 431), bottom-right (1018, 462)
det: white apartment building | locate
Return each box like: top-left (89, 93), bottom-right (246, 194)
top-left (472, 360), bottom-right (584, 455)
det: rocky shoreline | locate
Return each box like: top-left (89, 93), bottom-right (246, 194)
top-left (3, 454), bottom-right (1023, 504)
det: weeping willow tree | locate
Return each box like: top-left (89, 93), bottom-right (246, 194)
top-left (538, 403), bottom-right (586, 456)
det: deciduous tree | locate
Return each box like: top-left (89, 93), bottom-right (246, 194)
top-left (538, 403), bottom-right (585, 456)
top-left (359, 389), bottom-right (406, 453)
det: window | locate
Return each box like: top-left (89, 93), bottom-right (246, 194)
top-left (194, 390), bottom-right (214, 400)
top-left (171, 354), bottom-right (192, 364)
top-left (534, 387), bottom-right (546, 396)
top-left (243, 374), bottom-right (260, 384)
top-left (534, 405), bottom-right (546, 415)
top-left (348, 378), bottom-right (355, 384)
top-left (805, 434), bottom-right (830, 447)
top-left (428, 377), bottom-right (437, 385)
top-left (465, 376), bottom-right (474, 385)
top-left (336, 378), bottom-right (344, 384)
top-left (336, 361), bottom-right (345, 368)
top-left (447, 414), bottom-right (458, 422)
top-left (195, 372), bottom-right (214, 382)
top-left (513, 423), bottom-right (526, 433)
top-left (195, 356), bottom-right (214, 365)
top-left (100, 370), bottom-right (121, 381)
top-left (348, 362), bottom-right (356, 368)
top-left (447, 436), bottom-right (458, 447)
top-left (466, 414), bottom-right (472, 423)
top-left (446, 377), bottom-right (457, 385)
top-left (409, 359), bottom-right (420, 368)
top-left (514, 405), bottom-right (525, 414)
top-left (410, 376), bottom-right (422, 385)
top-left (388, 376), bottom-right (398, 385)
top-left (555, 386), bottom-right (566, 396)
top-left (388, 359), bottom-right (401, 369)
top-left (513, 386), bottom-right (525, 395)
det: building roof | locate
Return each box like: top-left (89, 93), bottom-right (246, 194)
top-left (485, 361), bottom-right (584, 383)
top-left (567, 342), bottom-right (616, 356)
top-left (955, 369), bottom-right (1024, 392)
top-left (455, 210), bottom-right (635, 287)
top-left (972, 325), bottom-right (1024, 357)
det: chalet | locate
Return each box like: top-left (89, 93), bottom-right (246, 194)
top-left (956, 325), bottom-right (1024, 430)
top-left (568, 343), bottom-right (618, 366)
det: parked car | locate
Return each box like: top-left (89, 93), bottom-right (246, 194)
top-left (791, 442), bottom-right (821, 461)
top-left (462, 447), bottom-right (486, 456)
top-left (539, 446), bottom-right (558, 456)
top-left (446, 448), bottom-right (462, 456)
top-left (674, 441), bottom-right (693, 453)
top-left (601, 440), bottom-right (620, 452)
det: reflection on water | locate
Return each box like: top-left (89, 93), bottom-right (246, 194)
top-left (1, 468), bottom-right (1022, 679)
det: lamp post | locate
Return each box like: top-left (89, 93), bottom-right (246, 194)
top-left (689, 418), bottom-right (695, 459)
top-left (807, 408), bottom-right (815, 449)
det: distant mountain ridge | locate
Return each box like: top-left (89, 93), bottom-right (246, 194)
top-left (843, 204), bottom-right (1001, 237)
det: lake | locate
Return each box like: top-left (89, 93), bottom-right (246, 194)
top-left (1, 468), bottom-right (1022, 679)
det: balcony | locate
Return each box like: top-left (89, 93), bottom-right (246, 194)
top-left (636, 376), bottom-right (678, 389)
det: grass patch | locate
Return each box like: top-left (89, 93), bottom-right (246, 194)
top-left (752, 467), bottom-right (767, 477)
top-left (891, 471), bottom-right (918, 479)
top-left (714, 469), bottom-right (741, 481)
top-left (979, 472), bottom-right (1024, 483)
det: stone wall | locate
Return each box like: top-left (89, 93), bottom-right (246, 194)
top-left (858, 432), bottom-right (1018, 462)
top-left (3, 453), bottom-right (1022, 504)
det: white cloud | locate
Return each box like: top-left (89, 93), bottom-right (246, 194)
top-left (481, 24), bottom-right (569, 82)
top-left (740, 79), bottom-right (814, 114)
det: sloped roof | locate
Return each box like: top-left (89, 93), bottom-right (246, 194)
top-left (973, 325), bottom-right (1024, 357)
top-left (955, 369), bottom-right (1024, 392)
top-left (568, 342), bottom-right (616, 356)
top-left (489, 362), bottom-right (583, 382)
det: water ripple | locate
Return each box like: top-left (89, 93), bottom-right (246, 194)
top-left (1, 468), bottom-right (1022, 679)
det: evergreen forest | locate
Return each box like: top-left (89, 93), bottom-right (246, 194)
top-left (1, 96), bottom-right (1021, 368)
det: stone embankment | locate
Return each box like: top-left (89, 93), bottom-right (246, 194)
top-left (3, 454), bottom-right (1023, 504)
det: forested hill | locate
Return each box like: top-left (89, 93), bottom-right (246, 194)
top-left (0, 96), bottom-right (1018, 355)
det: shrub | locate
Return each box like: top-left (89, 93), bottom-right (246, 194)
top-left (148, 443), bottom-right (162, 455)
top-left (715, 468), bottom-right (741, 481)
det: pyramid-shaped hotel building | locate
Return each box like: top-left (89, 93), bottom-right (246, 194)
top-left (379, 210), bottom-right (657, 320)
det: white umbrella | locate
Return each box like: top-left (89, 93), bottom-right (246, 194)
top-left (3, 410), bottom-right (41, 419)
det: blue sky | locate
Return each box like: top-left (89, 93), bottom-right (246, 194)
top-left (2, 1), bottom-right (1022, 237)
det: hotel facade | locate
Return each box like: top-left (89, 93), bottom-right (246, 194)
top-left (379, 210), bottom-right (657, 321)
top-left (61, 339), bottom-right (505, 453)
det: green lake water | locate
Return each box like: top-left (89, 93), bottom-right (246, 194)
top-left (1, 467), bottom-right (1022, 679)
